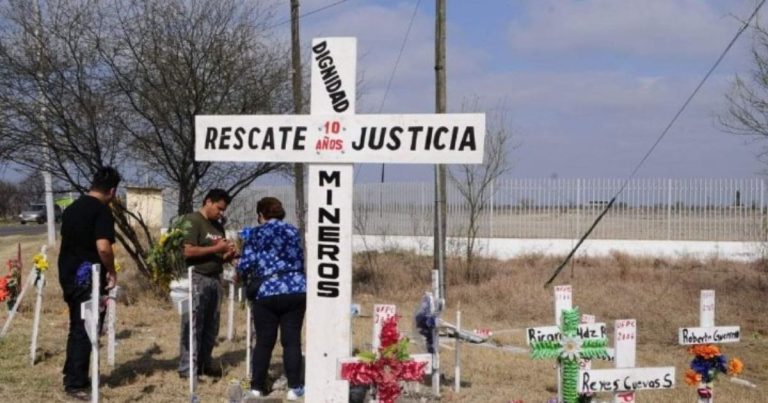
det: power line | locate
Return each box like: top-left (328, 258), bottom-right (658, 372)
top-left (379, 0), bottom-right (422, 182)
top-left (544, 0), bottom-right (767, 287)
top-left (268, 0), bottom-right (351, 29)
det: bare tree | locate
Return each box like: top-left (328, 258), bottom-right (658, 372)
top-left (449, 103), bottom-right (514, 281)
top-left (0, 0), bottom-right (158, 275)
top-left (722, 24), bottom-right (768, 167)
top-left (97, 0), bottom-right (288, 215)
top-left (0, 0), bottom-right (294, 278)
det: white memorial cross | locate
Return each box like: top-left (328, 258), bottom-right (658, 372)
top-left (678, 290), bottom-right (740, 403)
top-left (337, 352), bottom-right (432, 403)
top-left (578, 319), bottom-right (675, 401)
top-left (80, 264), bottom-right (101, 403)
top-left (526, 285), bottom-right (608, 402)
top-left (104, 286), bottom-right (120, 367)
top-left (195, 37), bottom-right (485, 402)
top-left (371, 304), bottom-right (396, 351)
top-left (30, 245), bottom-right (47, 365)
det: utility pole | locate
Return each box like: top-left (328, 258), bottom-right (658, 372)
top-left (290, 0), bottom-right (307, 245)
top-left (34, 0), bottom-right (55, 246)
top-left (432, 0), bottom-right (447, 397)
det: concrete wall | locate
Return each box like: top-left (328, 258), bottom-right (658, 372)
top-left (352, 235), bottom-right (764, 262)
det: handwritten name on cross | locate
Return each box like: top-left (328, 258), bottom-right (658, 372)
top-left (579, 319), bottom-right (676, 401)
top-left (678, 290), bottom-right (740, 403)
top-left (194, 37), bottom-right (485, 402)
top-left (530, 307), bottom-right (610, 403)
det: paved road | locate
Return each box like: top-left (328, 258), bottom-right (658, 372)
top-left (0, 223), bottom-right (59, 237)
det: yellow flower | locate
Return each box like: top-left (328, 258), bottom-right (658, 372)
top-left (33, 253), bottom-right (49, 272)
top-left (728, 358), bottom-right (744, 375)
top-left (114, 262), bottom-right (122, 273)
top-left (159, 233), bottom-right (169, 247)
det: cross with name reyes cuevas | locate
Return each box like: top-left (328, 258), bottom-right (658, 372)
top-left (194, 37), bottom-right (485, 402)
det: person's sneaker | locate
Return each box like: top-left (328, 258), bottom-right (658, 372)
top-left (244, 389), bottom-right (263, 399)
top-left (286, 386), bottom-right (305, 401)
top-left (64, 388), bottom-right (90, 401)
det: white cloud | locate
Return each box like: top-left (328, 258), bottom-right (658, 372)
top-left (507, 0), bottom-right (756, 60)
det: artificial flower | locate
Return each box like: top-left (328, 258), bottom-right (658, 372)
top-left (114, 262), bottom-right (122, 273)
top-left (339, 315), bottom-right (427, 403)
top-left (688, 344), bottom-right (720, 359)
top-left (728, 358), bottom-right (743, 375)
top-left (685, 369), bottom-right (702, 386)
top-left (32, 253), bottom-right (48, 272)
top-left (76, 262), bottom-right (93, 287)
top-left (560, 335), bottom-right (583, 361)
top-left (697, 387), bottom-right (713, 398)
top-left (0, 275), bottom-right (9, 302)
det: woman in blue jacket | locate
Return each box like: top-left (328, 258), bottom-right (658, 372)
top-left (237, 197), bottom-right (306, 400)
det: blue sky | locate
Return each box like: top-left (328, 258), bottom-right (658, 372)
top-left (1, 0), bottom-right (764, 185)
top-left (278, 0), bottom-right (767, 183)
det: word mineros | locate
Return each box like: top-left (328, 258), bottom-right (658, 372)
top-left (314, 170), bottom-right (342, 298)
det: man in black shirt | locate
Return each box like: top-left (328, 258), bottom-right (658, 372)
top-left (58, 167), bottom-right (121, 401)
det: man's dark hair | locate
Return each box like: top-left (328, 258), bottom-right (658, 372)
top-left (256, 197), bottom-right (286, 220)
top-left (90, 167), bottom-right (121, 192)
top-left (203, 188), bottom-right (232, 205)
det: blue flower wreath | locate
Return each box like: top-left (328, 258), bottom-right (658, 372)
top-left (414, 293), bottom-right (437, 353)
top-left (75, 261), bottom-right (93, 288)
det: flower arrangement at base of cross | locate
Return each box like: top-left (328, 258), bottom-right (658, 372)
top-left (340, 316), bottom-right (428, 403)
top-left (684, 344), bottom-right (743, 399)
top-left (146, 218), bottom-right (191, 291)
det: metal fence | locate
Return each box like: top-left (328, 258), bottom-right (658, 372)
top-left (226, 178), bottom-right (767, 242)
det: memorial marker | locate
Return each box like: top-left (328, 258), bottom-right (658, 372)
top-left (80, 264), bottom-right (100, 403)
top-left (371, 304), bottom-right (396, 351)
top-left (29, 246), bottom-right (47, 366)
top-left (578, 319), bottom-right (675, 401)
top-left (195, 37), bottom-right (485, 402)
top-left (104, 286), bottom-right (120, 367)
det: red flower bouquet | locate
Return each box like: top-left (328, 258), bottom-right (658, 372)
top-left (341, 316), bottom-right (428, 403)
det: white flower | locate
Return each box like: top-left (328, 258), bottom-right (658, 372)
top-left (560, 336), bottom-right (583, 360)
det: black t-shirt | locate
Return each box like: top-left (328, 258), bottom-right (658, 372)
top-left (58, 195), bottom-right (115, 296)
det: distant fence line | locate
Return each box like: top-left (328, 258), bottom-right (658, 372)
top-left (219, 178), bottom-right (767, 242)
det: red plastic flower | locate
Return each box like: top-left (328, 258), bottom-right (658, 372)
top-left (340, 315), bottom-right (428, 403)
top-left (0, 275), bottom-right (9, 302)
top-left (379, 316), bottom-right (400, 350)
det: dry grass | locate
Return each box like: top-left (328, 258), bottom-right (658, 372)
top-left (0, 234), bottom-right (767, 402)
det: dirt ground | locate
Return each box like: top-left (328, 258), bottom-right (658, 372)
top-left (0, 234), bottom-right (766, 402)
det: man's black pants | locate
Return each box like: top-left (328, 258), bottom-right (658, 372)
top-left (63, 288), bottom-right (91, 390)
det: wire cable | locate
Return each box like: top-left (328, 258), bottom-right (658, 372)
top-left (268, 0), bottom-right (351, 29)
top-left (379, 0), bottom-right (422, 183)
top-left (544, 0), bottom-right (767, 287)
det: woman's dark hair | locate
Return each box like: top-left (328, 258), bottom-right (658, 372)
top-left (90, 167), bottom-right (121, 192)
top-left (203, 188), bottom-right (232, 205)
top-left (257, 197), bottom-right (285, 220)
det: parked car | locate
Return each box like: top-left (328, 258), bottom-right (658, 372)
top-left (19, 203), bottom-right (62, 224)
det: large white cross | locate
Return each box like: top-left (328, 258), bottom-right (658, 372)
top-left (678, 290), bottom-right (740, 403)
top-left (578, 319), bottom-right (676, 401)
top-left (195, 37), bottom-right (485, 402)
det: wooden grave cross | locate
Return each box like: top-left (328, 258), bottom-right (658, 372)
top-left (195, 36), bottom-right (485, 402)
top-left (29, 245), bottom-right (47, 366)
top-left (80, 264), bottom-right (101, 403)
top-left (526, 285), bottom-right (609, 402)
top-left (337, 309), bottom-right (432, 403)
top-left (579, 319), bottom-right (676, 402)
top-left (678, 290), bottom-right (740, 403)
top-left (530, 307), bottom-right (611, 403)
